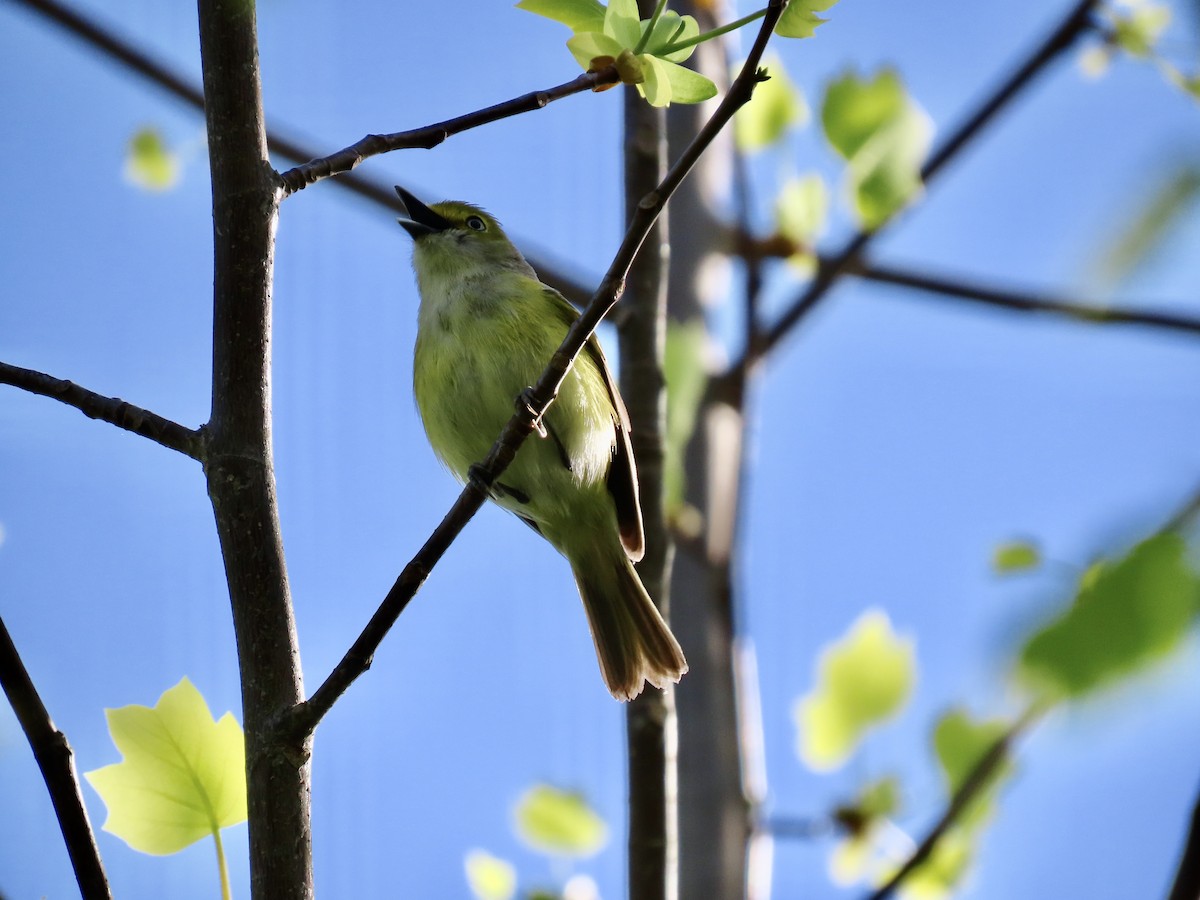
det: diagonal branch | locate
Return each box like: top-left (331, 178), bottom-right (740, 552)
top-left (866, 705), bottom-right (1044, 900)
top-left (738, 0), bottom-right (1100, 372)
top-left (280, 0), bottom-right (787, 742)
top-left (0, 616), bottom-right (112, 900)
top-left (7, 0), bottom-right (595, 306)
top-left (0, 361), bottom-right (204, 459)
top-left (278, 69), bottom-right (620, 195)
top-left (849, 261), bottom-right (1200, 339)
top-left (1167, 784), bottom-right (1200, 900)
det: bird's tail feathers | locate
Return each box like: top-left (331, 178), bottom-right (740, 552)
top-left (570, 546), bottom-right (688, 701)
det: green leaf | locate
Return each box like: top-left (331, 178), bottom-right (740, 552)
top-left (655, 57), bottom-right (718, 105)
top-left (821, 69), bottom-right (932, 229)
top-left (514, 784), bottom-right (607, 857)
top-left (1018, 532), bottom-right (1200, 699)
top-left (933, 709), bottom-right (1012, 830)
top-left (124, 127), bottom-right (180, 192)
top-left (516, 0), bottom-right (606, 33)
top-left (894, 830), bottom-right (973, 899)
top-left (464, 849), bottom-right (517, 900)
top-left (643, 11), bottom-right (701, 63)
top-left (775, 173), bottom-right (829, 251)
top-left (664, 320), bottom-right (708, 516)
top-left (1110, 1), bottom-right (1171, 58)
top-left (604, 0), bottom-right (641, 48)
top-left (992, 539), bottom-right (1041, 574)
top-left (776, 0), bottom-right (841, 38)
top-left (735, 56), bottom-right (808, 151)
top-left (84, 677), bottom-right (246, 855)
top-left (640, 53), bottom-right (674, 106)
top-left (794, 609), bottom-right (916, 770)
top-left (566, 30), bottom-right (626, 71)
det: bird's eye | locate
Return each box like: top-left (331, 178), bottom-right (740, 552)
top-left (465, 216), bottom-right (487, 232)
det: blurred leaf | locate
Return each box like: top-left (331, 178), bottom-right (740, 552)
top-left (829, 776), bottom-right (902, 885)
top-left (992, 540), bottom-right (1041, 575)
top-left (516, 0), bottom-right (606, 32)
top-left (1078, 43), bottom-right (1114, 77)
top-left (776, 0), bottom-right (841, 38)
top-left (1163, 63), bottom-right (1200, 101)
top-left (735, 55), bottom-right (808, 151)
top-left (515, 785), bottom-right (607, 857)
top-left (795, 609), bottom-right (916, 770)
top-left (857, 775), bottom-right (901, 820)
top-left (775, 173), bottom-right (829, 263)
top-left (895, 830), bottom-right (973, 899)
top-left (1109, 0), bottom-right (1172, 57)
top-left (1093, 163), bottom-right (1200, 288)
top-left (821, 69), bottom-right (932, 229)
top-left (124, 127), bottom-right (180, 192)
top-left (933, 708), bottom-right (1013, 831)
top-left (84, 677), bottom-right (246, 855)
top-left (465, 849), bottom-right (517, 900)
top-left (1018, 532), bottom-right (1200, 699)
top-left (664, 320), bottom-right (708, 515)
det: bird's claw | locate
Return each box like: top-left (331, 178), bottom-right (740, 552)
top-left (468, 463), bottom-right (495, 495)
top-left (517, 387), bottom-right (548, 439)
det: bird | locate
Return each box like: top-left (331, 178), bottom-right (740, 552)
top-left (395, 185), bottom-right (687, 700)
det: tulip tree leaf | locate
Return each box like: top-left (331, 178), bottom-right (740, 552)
top-left (514, 784), bottom-right (607, 857)
top-left (124, 127), bottom-right (180, 192)
top-left (795, 609), bottom-right (916, 770)
top-left (992, 539), bottom-right (1041, 574)
top-left (735, 56), bottom-right (808, 151)
top-left (84, 677), bottom-right (246, 856)
top-left (933, 709), bottom-right (1013, 829)
top-left (776, 0), bottom-right (841, 38)
top-left (464, 849), bottom-right (517, 900)
top-left (516, 0), bottom-right (606, 33)
top-left (821, 69), bottom-right (932, 229)
top-left (1018, 532), bottom-right (1200, 699)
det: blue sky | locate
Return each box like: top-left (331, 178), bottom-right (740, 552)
top-left (2, 0), bottom-right (1200, 898)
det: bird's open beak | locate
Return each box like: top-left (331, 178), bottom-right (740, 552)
top-left (395, 186), bottom-right (452, 238)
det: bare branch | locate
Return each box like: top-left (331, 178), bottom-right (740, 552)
top-left (741, 0), bottom-right (1100, 371)
top-left (0, 616), bottom-right (111, 900)
top-left (283, 2), bottom-right (787, 742)
top-left (1167, 785), bottom-right (1200, 900)
top-left (278, 69), bottom-right (620, 195)
top-left (866, 705), bottom-right (1044, 900)
top-left (850, 261), bottom-right (1200, 339)
top-left (0, 361), bottom-right (204, 459)
top-left (8, 0), bottom-right (595, 307)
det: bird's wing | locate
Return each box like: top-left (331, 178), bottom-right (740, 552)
top-left (540, 287), bottom-right (645, 561)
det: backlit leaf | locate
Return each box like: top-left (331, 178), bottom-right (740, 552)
top-left (1018, 532), bottom-right (1200, 699)
top-left (992, 539), bottom-right (1041, 574)
top-left (735, 56), bottom-right (808, 151)
top-left (795, 610), bottom-right (916, 770)
top-left (664, 320), bottom-right (708, 515)
top-left (84, 678), bottom-right (246, 855)
top-left (516, 0), bottom-right (606, 33)
top-left (464, 849), bottom-right (517, 900)
top-left (124, 127), bottom-right (179, 192)
top-left (776, 0), bottom-right (841, 38)
top-left (515, 784), bottom-right (607, 857)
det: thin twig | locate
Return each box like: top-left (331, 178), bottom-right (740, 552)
top-left (278, 69), bottom-right (620, 195)
top-left (0, 361), bottom-right (204, 459)
top-left (866, 705), bottom-right (1044, 900)
top-left (281, 1), bottom-right (786, 742)
top-left (0, 617), bottom-right (112, 900)
top-left (7, 0), bottom-right (595, 306)
top-left (850, 261), bottom-right (1200, 339)
top-left (739, 0), bottom-right (1100, 371)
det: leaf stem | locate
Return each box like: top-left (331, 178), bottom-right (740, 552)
top-left (634, 0), bottom-right (671, 55)
top-left (214, 829), bottom-right (232, 900)
top-left (657, 7), bottom-right (768, 56)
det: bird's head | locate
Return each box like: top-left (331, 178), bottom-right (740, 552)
top-left (395, 186), bottom-right (531, 282)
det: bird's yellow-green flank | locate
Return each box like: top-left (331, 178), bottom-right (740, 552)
top-left (398, 188), bottom-right (687, 700)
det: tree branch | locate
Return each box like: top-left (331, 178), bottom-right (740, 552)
top-left (7, 0), bottom-right (595, 307)
top-left (740, 0), bottom-right (1100, 371)
top-left (866, 706), bottom-right (1043, 900)
top-left (1167, 783), bottom-right (1200, 900)
top-left (282, 1), bottom-right (786, 742)
top-left (0, 616), bottom-right (111, 900)
top-left (849, 261), bottom-right (1200, 339)
top-left (0, 361), bottom-right (204, 459)
top-left (278, 68), bottom-right (620, 195)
